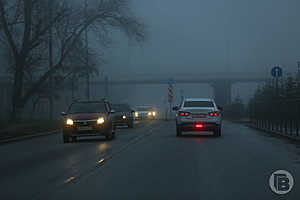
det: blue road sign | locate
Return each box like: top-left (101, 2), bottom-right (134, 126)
top-left (168, 78), bottom-right (174, 85)
top-left (271, 66), bottom-right (282, 78)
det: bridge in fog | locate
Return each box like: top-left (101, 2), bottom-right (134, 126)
top-left (91, 73), bottom-right (269, 106)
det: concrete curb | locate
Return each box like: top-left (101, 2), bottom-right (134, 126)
top-left (0, 129), bottom-right (61, 145)
top-left (247, 124), bottom-right (300, 141)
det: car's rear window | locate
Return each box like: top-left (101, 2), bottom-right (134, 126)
top-left (68, 102), bottom-right (107, 114)
top-left (136, 107), bottom-right (152, 111)
top-left (113, 104), bottom-right (131, 112)
top-left (183, 101), bottom-right (214, 107)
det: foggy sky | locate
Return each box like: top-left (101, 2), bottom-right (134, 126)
top-left (2, 0), bottom-right (300, 106)
top-left (97, 0), bottom-right (300, 78)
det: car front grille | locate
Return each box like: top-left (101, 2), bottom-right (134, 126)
top-left (74, 120), bottom-right (97, 126)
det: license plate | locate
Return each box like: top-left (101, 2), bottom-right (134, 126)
top-left (192, 114), bottom-right (206, 118)
top-left (77, 126), bottom-right (92, 131)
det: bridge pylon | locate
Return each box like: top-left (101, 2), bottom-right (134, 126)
top-left (211, 80), bottom-right (232, 106)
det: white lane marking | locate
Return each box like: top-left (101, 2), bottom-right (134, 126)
top-left (97, 158), bottom-right (105, 164)
top-left (64, 176), bottom-right (76, 184)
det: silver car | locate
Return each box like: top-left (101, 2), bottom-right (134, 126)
top-left (173, 98), bottom-right (222, 137)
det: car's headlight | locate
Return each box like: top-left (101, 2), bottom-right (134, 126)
top-left (97, 117), bottom-right (105, 124)
top-left (66, 119), bottom-right (74, 126)
top-left (135, 112), bottom-right (139, 117)
top-left (152, 112), bottom-right (156, 116)
top-left (122, 115), bottom-right (127, 119)
top-left (148, 112), bottom-right (152, 116)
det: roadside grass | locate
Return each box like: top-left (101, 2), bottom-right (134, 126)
top-left (0, 120), bottom-right (62, 140)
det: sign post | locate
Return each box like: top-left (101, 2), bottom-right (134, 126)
top-left (271, 66), bottom-right (283, 95)
top-left (180, 89), bottom-right (184, 103)
top-left (297, 62), bottom-right (300, 80)
top-left (168, 78), bottom-right (174, 120)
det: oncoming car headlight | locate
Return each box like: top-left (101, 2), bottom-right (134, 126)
top-left (97, 117), bottom-right (105, 125)
top-left (135, 112), bottom-right (139, 117)
top-left (152, 111), bottom-right (156, 116)
top-left (148, 112), bottom-right (152, 116)
top-left (122, 115), bottom-right (127, 119)
top-left (66, 119), bottom-right (74, 126)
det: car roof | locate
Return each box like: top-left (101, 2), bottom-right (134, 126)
top-left (113, 103), bottom-right (129, 106)
top-left (184, 98), bottom-right (214, 102)
top-left (72, 99), bottom-right (107, 103)
top-left (135, 106), bottom-right (155, 110)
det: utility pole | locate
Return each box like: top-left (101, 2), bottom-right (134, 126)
top-left (48, 0), bottom-right (53, 120)
top-left (85, 0), bottom-right (90, 100)
top-left (224, 10), bottom-right (231, 76)
top-left (297, 62), bottom-right (300, 80)
top-left (128, 38), bottom-right (131, 71)
top-left (275, 76), bottom-right (279, 96)
top-left (180, 89), bottom-right (184, 103)
top-left (71, 74), bottom-right (75, 101)
top-left (226, 38), bottom-right (231, 74)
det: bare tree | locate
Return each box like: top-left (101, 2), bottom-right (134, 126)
top-left (0, 0), bottom-right (146, 120)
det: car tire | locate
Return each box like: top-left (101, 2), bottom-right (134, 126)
top-left (106, 126), bottom-right (114, 141)
top-left (71, 136), bottom-right (77, 142)
top-left (128, 121), bottom-right (134, 128)
top-left (63, 134), bottom-right (69, 143)
top-left (112, 126), bottom-right (116, 139)
top-left (113, 124), bottom-right (117, 130)
top-left (112, 123), bottom-right (116, 133)
top-left (176, 125), bottom-right (182, 137)
top-left (214, 129), bottom-right (221, 137)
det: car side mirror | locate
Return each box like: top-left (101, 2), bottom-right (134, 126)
top-left (217, 106), bottom-right (223, 111)
top-left (61, 112), bottom-right (67, 116)
top-left (172, 106), bottom-right (179, 111)
top-left (110, 109), bottom-right (116, 114)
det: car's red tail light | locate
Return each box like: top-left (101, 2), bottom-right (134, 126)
top-left (209, 111), bottom-right (219, 117)
top-left (179, 112), bottom-right (190, 116)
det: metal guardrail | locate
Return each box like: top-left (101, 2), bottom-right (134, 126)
top-left (251, 119), bottom-right (300, 138)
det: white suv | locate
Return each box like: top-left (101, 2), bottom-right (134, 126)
top-left (173, 98), bottom-right (222, 137)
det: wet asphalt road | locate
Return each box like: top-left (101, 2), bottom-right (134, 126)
top-left (0, 120), bottom-right (299, 200)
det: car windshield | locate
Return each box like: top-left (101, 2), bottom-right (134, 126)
top-left (184, 101), bottom-right (214, 107)
top-left (68, 102), bottom-right (107, 114)
top-left (113, 104), bottom-right (131, 112)
top-left (136, 107), bottom-right (152, 111)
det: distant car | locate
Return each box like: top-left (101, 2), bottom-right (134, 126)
top-left (61, 100), bottom-right (116, 143)
top-left (134, 106), bottom-right (157, 120)
top-left (173, 98), bottom-right (222, 137)
top-left (112, 104), bottom-right (134, 128)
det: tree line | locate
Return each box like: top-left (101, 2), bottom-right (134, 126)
top-left (0, 0), bottom-right (146, 121)
top-left (248, 72), bottom-right (300, 121)
top-left (222, 71), bottom-right (300, 121)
